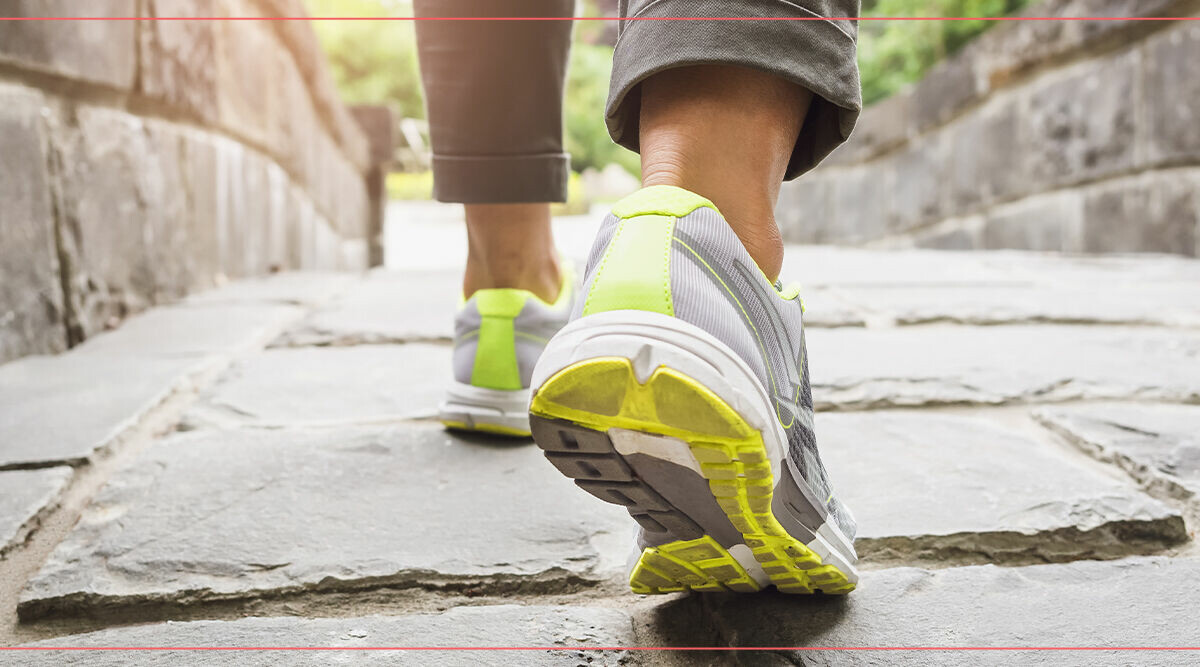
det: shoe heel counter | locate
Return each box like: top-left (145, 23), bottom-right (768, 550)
top-left (581, 214), bottom-right (676, 318)
top-left (468, 289), bottom-right (527, 391)
top-left (581, 185), bottom-right (719, 319)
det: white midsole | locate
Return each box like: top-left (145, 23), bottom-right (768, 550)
top-left (531, 310), bottom-right (785, 482)
top-left (531, 310), bottom-right (858, 580)
top-left (438, 382), bottom-right (531, 432)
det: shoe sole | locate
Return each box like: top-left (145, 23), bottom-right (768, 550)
top-left (439, 382), bottom-right (532, 438)
top-left (529, 315), bottom-right (857, 595)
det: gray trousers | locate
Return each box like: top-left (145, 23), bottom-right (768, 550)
top-left (414, 0), bottom-right (861, 204)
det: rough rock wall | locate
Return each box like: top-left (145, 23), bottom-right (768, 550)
top-left (0, 0), bottom-right (380, 363)
top-left (778, 0), bottom-right (1200, 256)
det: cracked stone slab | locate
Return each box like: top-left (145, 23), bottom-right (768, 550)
top-left (184, 271), bottom-right (358, 308)
top-left (807, 325), bottom-right (1200, 410)
top-left (274, 270), bottom-right (460, 346)
top-left (0, 467), bottom-right (73, 556)
top-left (20, 605), bottom-right (634, 665)
top-left (0, 302), bottom-right (302, 468)
top-left (184, 344), bottom-right (451, 428)
top-left (1035, 403), bottom-right (1200, 501)
top-left (781, 246), bottom-right (1021, 287)
top-left (19, 426), bottom-right (632, 620)
top-left (796, 288), bottom-right (866, 328)
top-left (833, 284), bottom-right (1200, 327)
top-left (819, 412), bottom-right (1186, 565)
top-left (704, 557), bottom-right (1200, 665)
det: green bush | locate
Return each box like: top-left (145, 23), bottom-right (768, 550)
top-left (564, 43), bottom-right (641, 178)
top-left (306, 0), bottom-right (424, 118)
top-left (859, 0), bottom-right (1033, 105)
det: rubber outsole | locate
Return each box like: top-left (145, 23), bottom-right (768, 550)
top-left (529, 356), bottom-right (856, 595)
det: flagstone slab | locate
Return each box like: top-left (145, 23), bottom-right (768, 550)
top-left (833, 284), bottom-right (1200, 327)
top-left (705, 557), bottom-right (1200, 666)
top-left (0, 467), bottom-right (73, 556)
top-left (807, 325), bottom-right (1200, 410)
top-left (19, 605), bottom-right (634, 666)
top-left (19, 426), bottom-right (631, 620)
top-left (274, 270), bottom-right (459, 347)
top-left (1035, 403), bottom-right (1200, 501)
top-left (184, 344), bottom-right (451, 428)
top-left (0, 302), bottom-right (301, 468)
top-left (184, 271), bottom-right (357, 307)
top-left (818, 412), bottom-right (1186, 565)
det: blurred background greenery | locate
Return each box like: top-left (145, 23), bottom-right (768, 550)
top-left (306, 0), bottom-right (1032, 201)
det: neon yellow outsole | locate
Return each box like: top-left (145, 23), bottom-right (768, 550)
top-left (530, 357), bottom-right (856, 595)
top-left (441, 420), bottom-right (531, 438)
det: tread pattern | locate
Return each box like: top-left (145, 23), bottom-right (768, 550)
top-left (533, 416), bottom-right (704, 543)
top-left (530, 357), bottom-right (857, 595)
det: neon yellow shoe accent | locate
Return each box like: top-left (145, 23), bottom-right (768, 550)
top-left (470, 289), bottom-right (528, 391)
top-left (630, 535), bottom-right (762, 594)
top-left (440, 420), bottom-right (530, 438)
top-left (531, 357), bottom-right (856, 595)
top-left (611, 185), bottom-right (719, 219)
top-left (582, 214), bottom-right (675, 318)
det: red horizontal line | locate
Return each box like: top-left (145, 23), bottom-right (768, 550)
top-left (7, 647), bottom-right (1200, 652)
top-left (0, 16), bottom-right (1197, 21)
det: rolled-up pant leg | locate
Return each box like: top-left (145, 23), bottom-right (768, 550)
top-left (414, 0), bottom-right (574, 203)
top-left (608, 0), bottom-right (862, 179)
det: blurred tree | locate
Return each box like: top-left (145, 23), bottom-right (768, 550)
top-left (305, 0), bottom-right (425, 118)
top-left (858, 0), bottom-right (1032, 105)
top-left (565, 42), bottom-right (640, 176)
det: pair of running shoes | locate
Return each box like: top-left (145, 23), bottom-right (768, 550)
top-left (438, 185), bottom-right (858, 595)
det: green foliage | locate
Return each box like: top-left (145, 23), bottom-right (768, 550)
top-left (858, 0), bottom-right (1032, 105)
top-left (305, 0), bottom-right (424, 118)
top-left (564, 42), bottom-right (641, 178)
top-left (385, 170), bottom-right (433, 200)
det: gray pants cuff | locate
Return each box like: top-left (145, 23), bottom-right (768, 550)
top-left (606, 0), bottom-right (862, 180)
top-left (432, 153), bottom-right (571, 204)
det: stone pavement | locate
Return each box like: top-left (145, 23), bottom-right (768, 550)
top-left (2, 244), bottom-right (1200, 665)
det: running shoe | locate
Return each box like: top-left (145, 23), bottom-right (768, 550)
top-left (439, 265), bottom-right (574, 437)
top-left (528, 186), bottom-right (858, 594)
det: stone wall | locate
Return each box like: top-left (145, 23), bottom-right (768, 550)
top-left (778, 0), bottom-right (1200, 256)
top-left (0, 0), bottom-right (383, 364)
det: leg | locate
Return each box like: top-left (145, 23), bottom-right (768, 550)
top-left (529, 0), bottom-right (864, 596)
top-left (606, 0), bottom-right (863, 282)
top-left (413, 0), bottom-right (574, 302)
top-left (639, 65), bottom-right (811, 282)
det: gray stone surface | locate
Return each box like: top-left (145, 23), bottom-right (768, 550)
top-left (184, 272), bottom-right (356, 308)
top-left (777, 13), bottom-right (1199, 257)
top-left (0, 84), bottom-right (63, 364)
top-left (0, 0), bottom-right (137, 89)
top-left (780, 247), bottom-right (1018, 287)
top-left (832, 283), bottom-right (1200, 327)
top-left (1144, 22), bottom-right (1200, 166)
top-left (1036, 403), bottom-right (1200, 501)
top-left (1082, 171), bottom-right (1198, 255)
top-left (807, 325), bottom-right (1200, 410)
top-left (19, 606), bottom-right (632, 665)
top-left (0, 302), bottom-right (301, 468)
top-left (19, 426), bottom-right (631, 619)
top-left (819, 412), bottom-right (1185, 565)
top-left (0, 467), bottom-right (73, 556)
top-left (0, 2), bottom-right (373, 363)
top-left (1026, 50), bottom-right (1136, 190)
top-left (275, 270), bottom-right (460, 346)
top-left (186, 344), bottom-right (449, 428)
top-left (138, 0), bottom-right (218, 125)
top-left (705, 557), bottom-right (1200, 665)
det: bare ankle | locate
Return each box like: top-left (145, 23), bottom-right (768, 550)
top-left (638, 64), bottom-right (807, 283)
top-left (463, 203), bottom-right (561, 302)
